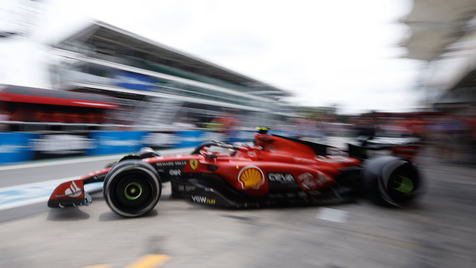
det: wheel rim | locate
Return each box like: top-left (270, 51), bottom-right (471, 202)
top-left (383, 162), bottom-right (420, 206)
top-left (124, 182), bottom-right (143, 200)
top-left (115, 175), bottom-right (152, 208)
top-left (105, 165), bottom-right (161, 217)
top-left (393, 175), bottom-right (414, 194)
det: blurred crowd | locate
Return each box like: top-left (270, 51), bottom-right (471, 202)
top-left (289, 112), bottom-right (476, 165)
top-left (2, 104), bottom-right (476, 164)
top-left (348, 113), bottom-right (476, 164)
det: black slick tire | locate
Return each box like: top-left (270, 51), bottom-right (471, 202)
top-left (103, 160), bottom-right (161, 217)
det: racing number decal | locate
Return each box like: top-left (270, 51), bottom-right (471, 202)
top-left (190, 160), bottom-right (198, 170)
top-left (238, 166), bottom-right (265, 189)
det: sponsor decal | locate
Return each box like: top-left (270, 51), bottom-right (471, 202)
top-left (169, 169), bottom-right (181, 176)
top-left (190, 160), bottom-right (198, 170)
top-left (65, 181), bottom-right (82, 197)
top-left (268, 193), bottom-right (284, 198)
top-left (191, 195), bottom-right (216, 204)
top-left (178, 185), bottom-right (197, 191)
top-left (156, 161), bottom-right (187, 167)
top-left (238, 166), bottom-right (265, 189)
top-left (268, 173), bottom-right (296, 183)
top-left (316, 156), bottom-right (354, 163)
top-left (297, 172), bottom-right (315, 190)
top-left (316, 171), bottom-right (332, 186)
top-left (326, 147), bottom-right (349, 157)
top-left (297, 172), bottom-right (331, 190)
top-left (248, 151), bottom-right (257, 157)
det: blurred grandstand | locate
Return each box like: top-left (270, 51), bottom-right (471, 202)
top-left (48, 20), bottom-right (300, 131)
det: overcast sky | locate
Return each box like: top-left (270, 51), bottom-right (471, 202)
top-left (7, 0), bottom-right (425, 114)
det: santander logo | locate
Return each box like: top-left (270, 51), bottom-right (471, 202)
top-left (64, 181), bottom-right (82, 197)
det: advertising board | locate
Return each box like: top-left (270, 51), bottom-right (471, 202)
top-left (114, 71), bottom-right (157, 92)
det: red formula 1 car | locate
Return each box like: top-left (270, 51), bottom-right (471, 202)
top-left (48, 128), bottom-right (423, 217)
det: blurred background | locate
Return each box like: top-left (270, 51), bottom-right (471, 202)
top-left (2, 2), bottom-right (476, 267)
top-left (1, 0), bottom-right (476, 165)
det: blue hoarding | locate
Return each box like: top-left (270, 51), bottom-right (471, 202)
top-left (114, 71), bottom-right (157, 91)
top-left (0, 133), bottom-right (38, 164)
top-left (0, 129), bottom-right (262, 165)
top-left (87, 131), bottom-right (147, 155)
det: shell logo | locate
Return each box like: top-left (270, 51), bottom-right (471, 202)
top-left (238, 166), bottom-right (265, 189)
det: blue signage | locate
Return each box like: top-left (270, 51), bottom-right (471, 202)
top-left (175, 130), bottom-right (205, 148)
top-left (114, 71), bottom-right (157, 91)
top-left (0, 133), bottom-right (38, 164)
top-left (229, 130), bottom-right (254, 143)
top-left (87, 131), bottom-right (147, 155)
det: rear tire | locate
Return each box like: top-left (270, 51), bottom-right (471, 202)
top-left (104, 160), bottom-right (161, 217)
top-left (363, 156), bottom-right (423, 208)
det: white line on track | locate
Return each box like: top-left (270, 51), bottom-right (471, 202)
top-left (0, 177), bottom-right (79, 211)
top-left (0, 155), bottom-right (122, 172)
top-left (0, 147), bottom-right (193, 172)
top-left (0, 177), bottom-right (104, 211)
top-left (315, 207), bottom-right (349, 223)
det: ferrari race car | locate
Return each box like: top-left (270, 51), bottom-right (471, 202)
top-left (48, 128), bottom-right (424, 217)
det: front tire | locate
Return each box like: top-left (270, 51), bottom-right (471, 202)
top-left (104, 160), bottom-right (161, 217)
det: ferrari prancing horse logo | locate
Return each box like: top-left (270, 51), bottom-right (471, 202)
top-left (190, 160), bottom-right (198, 170)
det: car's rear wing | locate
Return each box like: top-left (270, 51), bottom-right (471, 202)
top-left (347, 136), bottom-right (421, 161)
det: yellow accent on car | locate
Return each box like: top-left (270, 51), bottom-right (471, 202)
top-left (239, 168), bottom-right (263, 188)
top-left (190, 160), bottom-right (198, 170)
top-left (395, 175), bottom-right (414, 193)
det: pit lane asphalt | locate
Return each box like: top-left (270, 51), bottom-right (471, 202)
top-left (1, 138), bottom-right (476, 268)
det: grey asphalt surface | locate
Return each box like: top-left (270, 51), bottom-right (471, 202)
top-left (0, 137), bottom-right (475, 268)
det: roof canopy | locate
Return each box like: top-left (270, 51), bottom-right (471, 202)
top-left (0, 85), bottom-right (118, 109)
top-left (401, 0), bottom-right (476, 61)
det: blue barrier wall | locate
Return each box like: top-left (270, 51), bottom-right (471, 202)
top-left (0, 133), bottom-right (38, 164)
top-left (0, 129), bottom-right (295, 164)
top-left (87, 131), bottom-right (147, 155)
